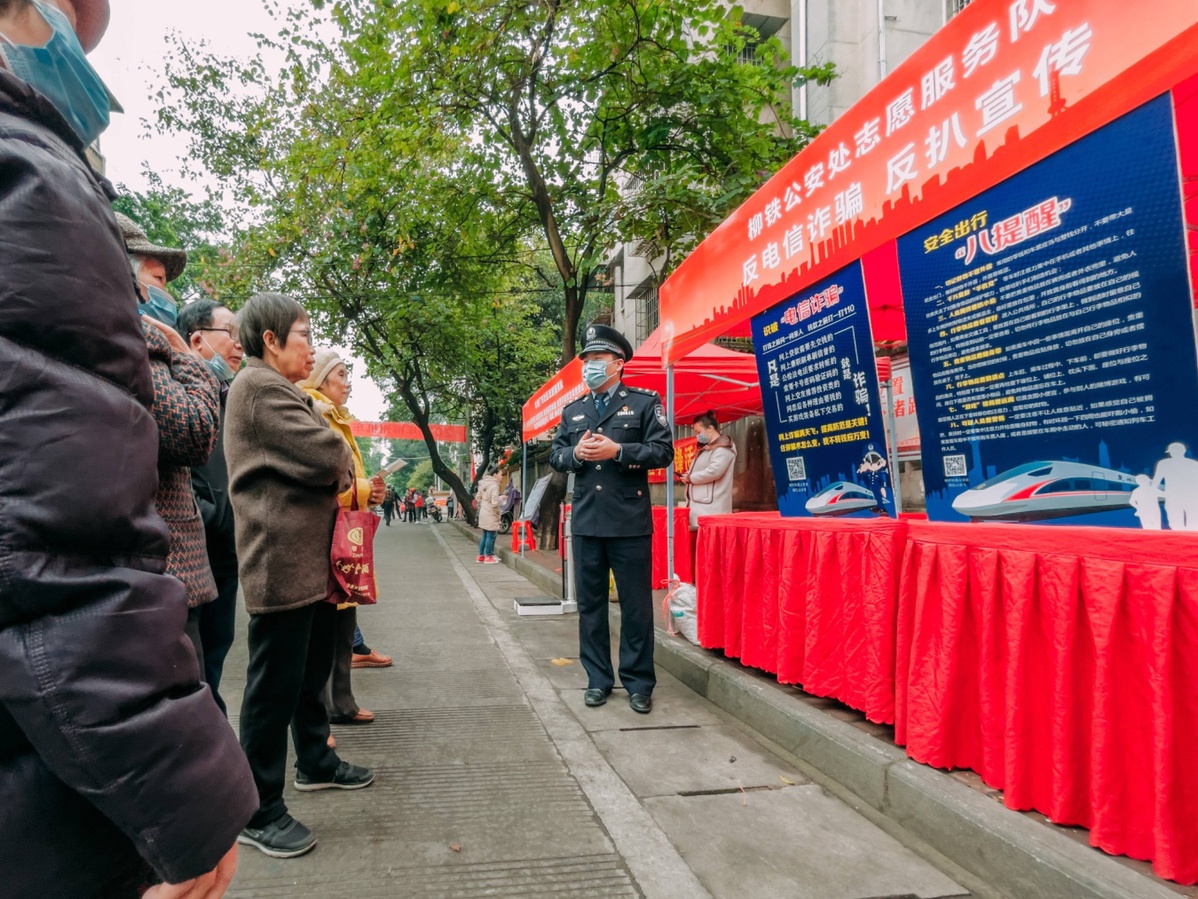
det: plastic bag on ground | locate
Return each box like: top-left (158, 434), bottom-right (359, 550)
top-left (663, 580), bottom-right (699, 644)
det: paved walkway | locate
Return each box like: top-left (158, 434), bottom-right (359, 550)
top-left (224, 520), bottom-right (975, 899)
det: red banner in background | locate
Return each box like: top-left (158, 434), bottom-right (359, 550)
top-left (659, 0), bottom-right (1198, 365)
top-left (522, 357), bottom-right (586, 442)
top-left (649, 436), bottom-right (699, 483)
top-left (350, 421), bottom-right (467, 443)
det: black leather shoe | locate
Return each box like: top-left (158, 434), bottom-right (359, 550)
top-left (237, 814), bottom-right (316, 858)
top-left (629, 693), bottom-right (652, 714)
top-left (583, 688), bottom-right (610, 707)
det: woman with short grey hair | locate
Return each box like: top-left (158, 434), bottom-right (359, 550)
top-left (224, 292), bottom-right (376, 859)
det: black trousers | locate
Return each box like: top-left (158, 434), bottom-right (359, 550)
top-left (240, 601), bottom-right (339, 828)
top-left (573, 534), bottom-right (655, 696)
top-left (197, 571), bottom-right (239, 714)
top-left (324, 605), bottom-right (359, 719)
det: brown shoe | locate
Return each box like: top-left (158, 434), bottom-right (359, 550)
top-left (351, 650), bottom-right (393, 669)
top-left (330, 708), bottom-right (374, 725)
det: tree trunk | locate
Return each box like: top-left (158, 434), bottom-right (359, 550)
top-left (562, 283), bottom-right (582, 365)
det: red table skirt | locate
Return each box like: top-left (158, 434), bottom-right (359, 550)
top-left (693, 512), bottom-right (1198, 883)
top-left (896, 521), bottom-right (1198, 884)
top-left (652, 506), bottom-right (692, 589)
top-left (695, 512), bottom-right (905, 724)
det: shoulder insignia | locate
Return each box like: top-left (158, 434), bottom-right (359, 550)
top-left (629, 386), bottom-right (657, 397)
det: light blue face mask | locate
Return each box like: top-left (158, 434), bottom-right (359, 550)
top-left (0, 1), bottom-right (111, 146)
top-left (200, 337), bottom-right (237, 383)
top-left (582, 359), bottom-right (614, 390)
top-left (139, 284), bottom-right (179, 329)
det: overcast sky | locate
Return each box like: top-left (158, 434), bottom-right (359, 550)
top-left (90, 0), bottom-right (389, 420)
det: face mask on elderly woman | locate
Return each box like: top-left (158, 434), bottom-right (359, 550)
top-left (138, 284), bottom-right (179, 329)
top-left (0, 1), bottom-right (112, 146)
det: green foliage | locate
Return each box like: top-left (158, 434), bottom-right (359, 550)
top-left (354, 437), bottom-right (386, 478)
top-left (154, 0), bottom-right (834, 514)
top-left (110, 173), bottom-right (230, 302)
top-left (406, 459), bottom-right (435, 492)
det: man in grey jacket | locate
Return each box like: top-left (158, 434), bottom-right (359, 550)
top-left (0, 1), bottom-right (256, 895)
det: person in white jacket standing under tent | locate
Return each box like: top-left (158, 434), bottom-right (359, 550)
top-left (682, 411), bottom-right (737, 564)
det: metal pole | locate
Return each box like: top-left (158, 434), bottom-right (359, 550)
top-left (885, 381), bottom-right (903, 514)
top-left (665, 364), bottom-right (676, 581)
top-left (521, 440), bottom-right (529, 557)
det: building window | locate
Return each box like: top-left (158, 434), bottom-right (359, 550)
top-left (638, 292), bottom-right (659, 343)
top-left (946, 0), bottom-right (973, 19)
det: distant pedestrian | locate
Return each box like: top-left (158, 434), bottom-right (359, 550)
top-left (415, 490), bottom-right (425, 521)
top-left (476, 464), bottom-right (502, 563)
top-left (382, 487), bottom-right (395, 526)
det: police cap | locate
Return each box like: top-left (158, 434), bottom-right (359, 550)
top-left (579, 323), bottom-right (633, 361)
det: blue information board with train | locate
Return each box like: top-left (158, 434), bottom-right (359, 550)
top-left (898, 95), bottom-right (1198, 529)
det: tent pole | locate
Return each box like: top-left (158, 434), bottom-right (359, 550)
top-left (666, 364), bottom-right (676, 582)
top-left (885, 381), bottom-right (903, 515)
top-left (521, 440), bottom-right (529, 557)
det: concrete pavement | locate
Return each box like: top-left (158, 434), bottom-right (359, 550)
top-left (223, 519), bottom-right (978, 898)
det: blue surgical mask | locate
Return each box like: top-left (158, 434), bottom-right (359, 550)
top-left (696, 432), bottom-right (713, 445)
top-left (582, 359), bottom-right (613, 390)
top-left (139, 284), bottom-right (179, 329)
top-left (200, 337), bottom-right (237, 382)
top-left (0, 2), bottom-right (112, 146)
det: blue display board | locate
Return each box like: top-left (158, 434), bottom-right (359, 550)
top-left (899, 94), bottom-right (1198, 528)
top-left (751, 263), bottom-right (895, 518)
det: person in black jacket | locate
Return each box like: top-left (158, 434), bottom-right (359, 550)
top-left (550, 324), bottom-right (673, 714)
top-left (0, 1), bottom-right (257, 896)
top-left (178, 299), bottom-right (245, 714)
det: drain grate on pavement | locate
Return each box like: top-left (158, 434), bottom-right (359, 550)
top-left (237, 706), bottom-right (560, 768)
top-left (228, 853), bottom-right (640, 898)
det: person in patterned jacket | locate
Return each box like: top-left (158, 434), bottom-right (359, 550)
top-left (122, 214), bottom-right (222, 672)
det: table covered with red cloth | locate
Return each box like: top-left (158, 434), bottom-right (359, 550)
top-left (896, 521), bottom-right (1198, 884)
top-left (651, 506), bottom-right (692, 589)
top-left (695, 512), bottom-right (906, 724)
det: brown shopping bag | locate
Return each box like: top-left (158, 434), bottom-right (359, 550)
top-left (328, 490), bottom-right (379, 605)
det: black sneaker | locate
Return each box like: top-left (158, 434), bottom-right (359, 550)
top-left (237, 814), bottom-right (316, 858)
top-left (294, 759), bottom-right (375, 792)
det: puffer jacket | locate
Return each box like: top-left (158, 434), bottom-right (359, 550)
top-left (476, 475), bottom-right (502, 531)
top-left (146, 321), bottom-right (221, 606)
top-left (686, 433), bottom-right (737, 528)
top-left (0, 71), bottom-right (256, 895)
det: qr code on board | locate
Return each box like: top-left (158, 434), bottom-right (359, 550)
top-left (943, 454), bottom-right (967, 478)
top-left (786, 457), bottom-right (806, 482)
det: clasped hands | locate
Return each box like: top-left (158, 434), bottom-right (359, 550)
top-left (574, 429), bottom-right (620, 462)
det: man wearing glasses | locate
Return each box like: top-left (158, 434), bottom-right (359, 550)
top-left (178, 300), bottom-right (245, 715)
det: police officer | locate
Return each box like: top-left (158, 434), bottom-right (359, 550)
top-left (550, 324), bottom-right (673, 713)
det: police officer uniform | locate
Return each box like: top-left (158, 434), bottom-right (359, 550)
top-left (550, 325), bottom-right (673, 711)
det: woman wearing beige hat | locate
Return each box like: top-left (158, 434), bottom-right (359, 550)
top-left (299, 348), bottom-right (387, 727)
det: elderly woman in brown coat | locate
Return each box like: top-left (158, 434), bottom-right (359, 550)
top-left (224, 292), bottom-right (375, 860)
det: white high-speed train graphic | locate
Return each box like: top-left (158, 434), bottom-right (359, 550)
top-left (805, 481), bottom-right (880, 516)
top-left (951, 460), bottom-right (1137, 521)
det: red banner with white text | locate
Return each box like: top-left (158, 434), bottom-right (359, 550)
top-left (350, 421), bottom-right (467, 443)
top-left (522, 358), bottom-right (587, 442)
top-left (659, 0), bottom-right (1198, 364)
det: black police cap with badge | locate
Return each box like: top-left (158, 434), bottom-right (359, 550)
top-left (579, 323), bottom-right (634, 361)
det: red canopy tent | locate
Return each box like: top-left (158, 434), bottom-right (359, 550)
top-left (625, 326), bottom-right (762, 422)
top-left (521, 329), bottom-right (762, 442)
